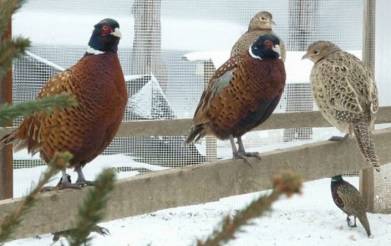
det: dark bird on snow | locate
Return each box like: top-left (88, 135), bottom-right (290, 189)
top-left (186, 34), bottom-right (286, 161)
top-left (331, 175), bottom-right (371, 237)
top-left (0, 18), bottom-right (128, 189)
top-left (231, 11), bottom-right (286, 62)
top-left (303, 41), bottom-right (380, 171)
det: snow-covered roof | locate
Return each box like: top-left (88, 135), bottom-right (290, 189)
top-left (13, 11), bottom-right (245, 51)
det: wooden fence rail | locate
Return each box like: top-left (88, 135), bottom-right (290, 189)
top-left (1, 106), bottom-right (391, 138)
top-left (0, 127), bottom-right (391, 241)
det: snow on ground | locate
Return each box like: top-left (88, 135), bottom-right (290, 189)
top-left (8, 176), bottom-right (391, 246)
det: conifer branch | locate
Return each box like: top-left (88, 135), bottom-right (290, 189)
top-left (0, 94), bottom-right (78, 125)
top-left (197, 170), bottom-right (302, 246)
top-left (0, 0), bottom-right (30, 81)
top-left (67, 169), bottom-right (116, 246)
top-left (0, 152), bottom-right (72, 243)
top-left (0, 37), bottom-right (30, 80)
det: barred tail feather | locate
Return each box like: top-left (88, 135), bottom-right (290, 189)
top-left (0, 131), bottom-right (17, 150)
top-left (358, 213), bottom-right (371, 237)
top-left (353, 120), bottom-right (380, 172)
top-left (185, 124), bottom-right (204, 144)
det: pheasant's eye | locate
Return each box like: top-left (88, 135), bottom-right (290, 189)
top-left (101, 25), bottom-right (112, 36)
top-left (313, 50), bottom-right (319, 55)
top-left (261, 17), bottom-right (266, 20)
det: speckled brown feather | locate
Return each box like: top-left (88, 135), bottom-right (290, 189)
top-left (331, 177), bottom-right (371, 236)
top-left (187, 54), bottom-right (285, 142)
top-left (10, 53), bottom-right (127, 168)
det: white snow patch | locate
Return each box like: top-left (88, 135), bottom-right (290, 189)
top-left (8, 177), bottom-right (391, 246)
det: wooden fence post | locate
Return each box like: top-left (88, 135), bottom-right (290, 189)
top-left (0, 20), bottom-right (13, 199)
top-left (360, 0), bottom-right (377, 212)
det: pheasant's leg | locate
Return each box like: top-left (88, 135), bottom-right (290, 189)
top-left (237, 136), bottom-right (261, 159)
top-left (75, 166), bottom-right (95, 187)
top-left (41, 170), bottom-right (80, 191)
top-left (329, 134), bottom-right (349, 142)
top-left (230, 136), bottom-right (253, 166)
top-left (352, 216), bottom-right (357, 227)
top-left (229, 135), bottom-right (239, 156)
top-left (346, 215), bottom-right (357, 227)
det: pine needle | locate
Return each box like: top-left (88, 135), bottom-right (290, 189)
top-left (197, 170), bottom-right (302, 246)
top-left (0, 94), bottom-right (78, 125)
top-left (0, 152), bottom-right (72, 243)
top-left (67, 169), bottom-right (116, 246)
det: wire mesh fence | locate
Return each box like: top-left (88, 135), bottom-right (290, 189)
top-left (11, 0), bottom-right (384, 178)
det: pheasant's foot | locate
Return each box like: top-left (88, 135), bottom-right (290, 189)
top-left (41, 174), bottom-right (81, 192)
top-left (329, 134), bottom-right (349, 142)
top-left (232, 152), bottom-right (260, 167)
top-left (75, 179), bottom-right (95, 187)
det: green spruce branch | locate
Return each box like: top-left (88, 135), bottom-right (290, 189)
top-left (0, 94), bottom-right (78, 125)
top-left (66, 169), bottom-right (116, 246)
top-left (197, 170), bottom-right (302, 246)
top-left (0, 0), bottom-right (30, 81)
top-left (0, 152), bottom-right (72, 243)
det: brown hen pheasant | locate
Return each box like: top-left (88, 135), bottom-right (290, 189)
top-left (0, 18), bottom-right (128, 188)
top-left (186, 34), bottom-right (286, 160)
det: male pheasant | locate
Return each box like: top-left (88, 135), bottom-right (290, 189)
top-left (186, 34), bottom-right (286, 160)
top-left (331, 175), bottom-right (371, 237)
top-left (231, 11), bottom-right (286, 62)
top-left (303, 41), bottom-right (380, 171)
top-left (0, 18), bottom-right (128, 188)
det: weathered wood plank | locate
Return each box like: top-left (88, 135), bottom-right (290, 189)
top-left (1, 127), bottom-right (391, 240)
top-left (2, 107), bottom-right (391, 138)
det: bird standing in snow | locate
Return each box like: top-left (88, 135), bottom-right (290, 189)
top-left (231, 11), bottom-right (286, 62)
top-left (331, 175), bottom-right (371, 237)
top-left (0, 18), bottom-right (128, 188)
top-left (186, 34), bottom-right (286, 161)
top-left (303, 41), bottom-right (380, 171)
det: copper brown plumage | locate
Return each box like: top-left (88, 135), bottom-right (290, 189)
top-left (331, 175), bottom-right (371, 237)
top-left (186, 34), bottom-right (286, 160)
top-left (0, 18), bottom-right (127, 188)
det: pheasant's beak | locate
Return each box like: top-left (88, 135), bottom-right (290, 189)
top-left (271, 20), bottom-right (276, 26)
top-left (110, 27), bottom-right (122, 38)
top-left (302, 52), bottom-right (309, 60)
top-left (272, 44), bottom-right (281, 56)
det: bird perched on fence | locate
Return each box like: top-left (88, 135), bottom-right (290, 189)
top-left (0, 18), bottom-right (128, 189)
top-left (331, 175), bottom-right (371, 237)
top-left (231, 11), bottom-right (286, 62)
top-left (186, 34), bottom-right (286, 161)
top-left (303, 41), bottom-right (380, 171)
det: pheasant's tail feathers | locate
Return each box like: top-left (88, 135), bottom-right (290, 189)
top-left (353, 120), bottom-right (380, 172)
top-left (358, 213), bottom-right (371, 237)
top-left (185, 124), bottom-right (205, 144)
top-left (0, 131), bottom-right (17, 150)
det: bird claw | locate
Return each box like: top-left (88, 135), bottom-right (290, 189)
top-left (93, 225), bottom-right (110, 236)
top-left (329, 134), bottom-right (349, 142)
top-left (233, 152), bottom-right (261, 167)
top-left (52, 225), bottom-right (109, 242)
top-left (76, 180), bottom-right (95, 187)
